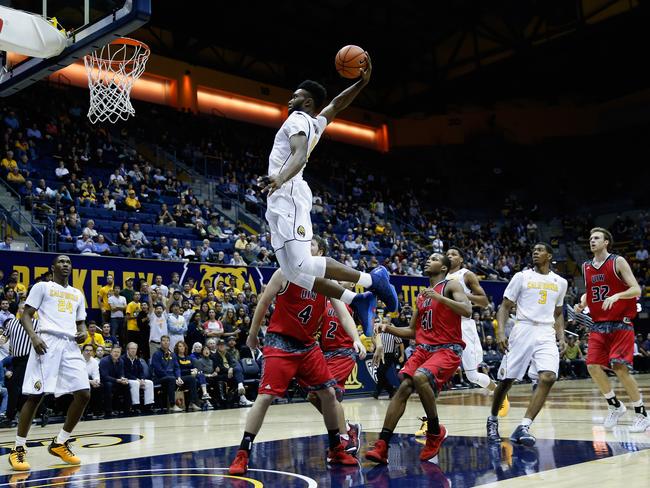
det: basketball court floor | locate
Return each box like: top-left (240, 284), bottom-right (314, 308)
top-left (0, 375), bottom-right (647, 487)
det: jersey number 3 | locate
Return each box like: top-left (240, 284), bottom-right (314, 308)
top-left (298, 305), bottom-right (313, 325)
top-left (591, 285), bottom-right (610, 303)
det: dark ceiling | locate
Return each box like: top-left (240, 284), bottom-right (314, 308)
top-left (10, 0), bottom-right (650, 117)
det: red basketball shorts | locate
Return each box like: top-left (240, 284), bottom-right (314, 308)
top-left (260, 345), bottom-right (335, 397)
top-left (326, 355), bottom-right (356, 392)
top-left (587, 329), bottom-right (634, 368)
top-left (400, 347), bottom-right (461, 394)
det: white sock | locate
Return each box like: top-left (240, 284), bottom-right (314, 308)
top-left (240, 395), bottom-right (248, 401)
top-left (604, 391), bottom-right (616, 400)
top-left (15, 436), bottom-right (27, 448)
top-left (521, 418), bottom-right (533, 428)
top-left (357, 273), bottom-right (373, 288)
top-left (56, 429), bottom-right (71, 445)
top-left (632, 398), bottom-right (644, 408)
top-left (340, 289), bottom-right (356, 305)
top-left (238, 382), bottom-right (244, 390)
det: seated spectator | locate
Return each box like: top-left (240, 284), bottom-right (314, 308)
top-left (180, 241), bottom-right (196, 260)
top-left (83, 220), bottom-right (99, 239)
top-left (174, 341), bottom-right (204, 406)
top-left (207, 217), bottom-right (227, 240)
top-left (117, 222), bottom-right (130, 246)
top-left (1, 150), bottom-right (17, 172)
top-left (55, 161), bottom-right (70, 181)
top-left (122, 342), bottom-right (154, 412)
top-left (99, 345), bottom-right (131, 417)
top-left (158, 203), bottom-right (176, 226)
top-left (82, 344), bottom-right (103, 419)
top-left (76, 232), bottom-right (94, 254)
top-left (124, 190), bottom-right (141, 212)
top-left (194, 345), bottom-right (224, 403)
top-left (229, 252), bottom-right (246, 266)
top-left (92, 234), bottom-right (112, 255)
top-left (211, 339), bottom-right (252, 406)
top-left (130, 223), bottom-right (150, 247)
top-left (150, 335), bottom-right (182, 412)
top-left (6, 167), bottom-right (25, 187)
top-left (0, 237), bottom-right (12, 252)
top-left (561, 335), bottom-right (587, 378)
top-left (199, 239), bottom-right (215, 262)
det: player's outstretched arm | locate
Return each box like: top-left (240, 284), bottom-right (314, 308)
top-left (384, 310), bottom-right (416, 339)
top-left (331, 298), bottom-right (366, 359)
top-left (319, 53), bottom-right (372, 124)
top-left (247, 269), bottom-right (286, 349)
top-left (261, 133), bottom-right (308, 196)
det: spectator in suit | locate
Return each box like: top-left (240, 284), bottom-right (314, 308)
top-left (122, 342), bottom-right (154, 412)
top-left (99, 345), bottom-right (131, 417)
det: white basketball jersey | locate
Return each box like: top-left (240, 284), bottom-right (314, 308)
top-left (503, 269), bottom-right (567, 326)
top-left (447, 268), bottom-right (473, 326)
top-left (25, 281), bottom-right (86, 338)
top-left (268, 111), bottom-right (328, 181)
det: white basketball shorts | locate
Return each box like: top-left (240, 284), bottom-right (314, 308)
top-left (497, 322), bottom-right (559, 380)
top-left (461, 319), bottom-right (484, 372)
top-left (23, 332), bottom-right (90, 397)
top-left (265, 179), bottom-right (313, 252)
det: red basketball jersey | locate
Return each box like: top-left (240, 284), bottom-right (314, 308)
top-left (319, 299), bottom-right (354, 352)
top-left (583, 254), bottom-right (637, 323)
top-left (415, 280), bottom-right (464, 348)
top-left (268, 282), bottom-right (327, 345)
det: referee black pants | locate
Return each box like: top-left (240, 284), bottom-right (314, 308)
top-left (5, 356), bottom-right (28, 421)
top-left (374, 354), bottom-right (397, 397)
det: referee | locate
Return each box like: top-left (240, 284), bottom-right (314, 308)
top-left (1, 317), bottom-right (36, 427)
top-left (373, 317), bottom-right (404, 399)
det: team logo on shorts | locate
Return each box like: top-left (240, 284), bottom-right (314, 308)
top-left (499, 368), bottom-right (505, 377)
top-left (297, 225), bottom-right (306, 237)
top-left (34, 381), bottom-right (42, 391)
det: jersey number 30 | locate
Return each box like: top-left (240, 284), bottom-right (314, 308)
top-left (591, 285), bottom-right (610, 303)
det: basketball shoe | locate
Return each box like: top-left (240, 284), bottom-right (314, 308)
top-left (327, 443), bottom-right (358, 465)
top-left (420, 425), bottom-right (448, 461)
top-left (369, 266), bottom-right (399, 312)
top-left (415, 417), bottom-right (428, 437)
top-left (604, 403), bottom-right (627, 429)
top-left (365, 439), bottom-right (389, 464)
top-left (346, 422), bottom-right (362, 455)
top-left (229, 450), bottom-right (249, 475)
top-left (48, 440), bottom-right (81, 465)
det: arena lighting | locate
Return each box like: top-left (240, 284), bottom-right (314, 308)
top-left (197, 88), bottom-right (283, 119)
top-left (327, 120), bottom-right (377, 142)
top-left (49, 62), bottom-right (172, 104)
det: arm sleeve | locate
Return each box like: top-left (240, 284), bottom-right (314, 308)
top-left (503, 272), bottom-right (523, 303)
top-left (282, 112), bottom-right (311, 139)
top-left (25, 282), bottom-right (45, 310)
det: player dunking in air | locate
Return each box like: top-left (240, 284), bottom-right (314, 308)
top-left (229, 238), bottom-right (367, 475)
top-left (487, 243), bottom-right (567, 446)
top-left (365, 253), bottom-right (471, 463)
top-left (259, 53), bottom-right (397, 333)
top-left (9, 255), bottom-right (90, 471)
top-left (575, 228), bottom-right (648, 432)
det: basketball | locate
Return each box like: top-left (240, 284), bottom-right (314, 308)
top-left (335, 45), bottom-right (368, 79)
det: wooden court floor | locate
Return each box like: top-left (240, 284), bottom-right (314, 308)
top-left (0, 374), bottom-right (648, 487)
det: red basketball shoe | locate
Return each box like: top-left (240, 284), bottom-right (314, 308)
top-left (229, 450), bottom-right (249, 475)
top-left (420, 425), bottom-right (448, 461)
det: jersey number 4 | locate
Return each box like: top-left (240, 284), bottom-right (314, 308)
top-left (297, 305), bottom-right (313, 325)
top-left (591, 285), bottom-right (610, 303)
top-left (420, 310), bottom-right (433, 331)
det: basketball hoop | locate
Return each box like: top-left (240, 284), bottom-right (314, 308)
top-left (83, 37), bottom-right (150, 124)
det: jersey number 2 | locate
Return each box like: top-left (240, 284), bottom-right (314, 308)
top-left (298, 305), bottom-right (313, 324)
top-left (326, 321), bottom-right (338, 339)
top-left (591, 285), bottom-right (610, 303)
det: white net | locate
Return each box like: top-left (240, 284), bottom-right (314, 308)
top-left (84, 38), bottom-right (150, 124)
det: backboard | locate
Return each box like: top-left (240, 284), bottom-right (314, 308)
top-left (0, 0), bottom-right (151, 97)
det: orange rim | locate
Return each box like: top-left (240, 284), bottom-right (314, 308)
top-left (87, 37), bottom-right (150, 66)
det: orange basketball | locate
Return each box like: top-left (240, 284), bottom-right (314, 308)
top-left (335, 45), bottom-right (368, 79)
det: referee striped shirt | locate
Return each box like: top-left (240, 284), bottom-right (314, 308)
top-left (2, 318), bottom-right (37, 358)
top-left (379, 332), bottom-right (402, 354)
